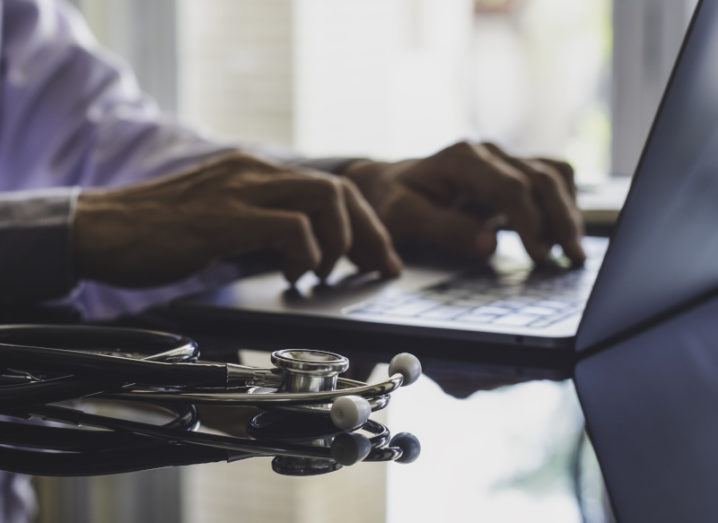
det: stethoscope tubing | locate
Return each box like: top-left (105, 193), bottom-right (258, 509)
top-left (15, 402), bottom-right (398, 462)
top-left (0, 421), bottom-right (176, 452)
top-left (106, 375), bottom-right (403, 406)
top-left (0, 325), bottom-right (198, 357)
top-left (0, 422), bottom-right (400, 477)
top-left (0, 403), bottom-right (199, 452)
top-left (0, 443), bottom-right (236, 477)
top-left (0, 376), bottom-right (111, 408)
top-left (0, 325), bottom-right (222, 407)
top-left (0, 341), bottom-right (225, 386)
top-left (30, 404), bottom-right (343, 460)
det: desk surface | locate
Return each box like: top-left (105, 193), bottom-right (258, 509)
top-left (17, 277), bottom-right (606, 523)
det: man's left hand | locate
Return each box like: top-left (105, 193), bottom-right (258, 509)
top-left (342, 141), bottom-right (585, 265)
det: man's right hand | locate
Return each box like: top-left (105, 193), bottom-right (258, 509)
top-left (73, 152), bottom-right (403, 287)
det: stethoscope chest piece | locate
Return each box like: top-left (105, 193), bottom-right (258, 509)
top-left (271, 349), bottom-right (349, 392)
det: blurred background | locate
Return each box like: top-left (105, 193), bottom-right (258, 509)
top-left (73, 0), bottom-right (698, 184)
top-left (32, 1), bottom-right (699, 522)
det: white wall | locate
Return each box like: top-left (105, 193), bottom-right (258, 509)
top-left (293, 0), bottom-right (474, 160)
top-left (178, 0), bottom-right (474, 158)
top-left (179, 0), bottom-right (295, 146)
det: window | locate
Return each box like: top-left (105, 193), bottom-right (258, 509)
top-left (612, 0), bottom-right (698, 176)
top-left (80, 0), bottom-right (698, 184)
top-left (177, 0), bottom-right (612, 183)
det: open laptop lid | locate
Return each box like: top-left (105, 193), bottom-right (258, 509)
top-left (576, 0), bottom-right (718, 352)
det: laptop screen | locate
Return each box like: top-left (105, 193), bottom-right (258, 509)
top-left (577, 0), bottom-right (718, 351)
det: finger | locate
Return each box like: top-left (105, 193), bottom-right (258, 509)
top-left (485, 144), bottom-right (585, 262)
top-left (383, 186), bottom-right (497, 259)
top-left (534, 158), bottom-right (577, 200)
top-left (428, 142), bottom-right (549, 262)
top-left (340, 179), bottom-right (404, 277)
top-left (482, 144), bottom-right (585, 263)
top-left (240, 175), bottom-right (353, 280)
top-left (525, 160), bottom-right (585, 263)
top-left (501, 178), bottom-right (551, 263)
top-left (312, 181), bottom-right (352, 279)
top-left (284, 177), bottom-right (353, 280)
top-left (221, 208), bottom-right (321, 284)
top-left (466, 144), bottom-right (550, 262)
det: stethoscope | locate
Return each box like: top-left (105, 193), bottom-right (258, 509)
top-left (0, 324), bottom-right (421, 476)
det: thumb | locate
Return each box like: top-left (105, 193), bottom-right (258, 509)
top-left (385, 188), bottom-right (497, 259)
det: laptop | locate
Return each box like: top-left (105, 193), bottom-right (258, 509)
top-left (177, 0), bottom-right (718, 377)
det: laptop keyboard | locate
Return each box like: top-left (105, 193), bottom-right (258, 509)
top-left (347, 265), bottom-right (598, 330)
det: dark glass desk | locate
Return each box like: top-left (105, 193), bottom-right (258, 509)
top-left (9, 276), bottom-right (608, 523)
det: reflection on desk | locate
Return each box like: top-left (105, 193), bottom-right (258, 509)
top-left (3, 264), bottom-right (608, 523)
top-left (32, 363), bottom-right (605, 522)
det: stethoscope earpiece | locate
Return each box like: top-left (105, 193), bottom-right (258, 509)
top-left (330, 395), bottom-right (371, 430)
top-left (389, 352), bottom-right (423, 386)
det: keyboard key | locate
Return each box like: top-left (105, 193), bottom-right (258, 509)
top-left (354, 304), bottom-right (387, 314)
top-left (420, 306), bottom-right (471, 320)
top-left (419, 289), bottom-right (455, 299)
top-left (519, 306), bottom-right (557, 317)
top-left (456, 314), bottom-right (499, 324)
top-left (493, 314), bottom-right (541, 327)
top-left (491, 300), bottom-right (528, 310)
top-left (373, 294), bottom-right (413, 307)
top-left (384, 299), bottom-right (440, 317)
top-left (471, 306), bottom-right (513, 316)
top-left (533, 300), bottom-right (571, 310)
top-left (451, 297), bottom-right (495, 307)
top-left (528, 318), bottom-right (556, 328)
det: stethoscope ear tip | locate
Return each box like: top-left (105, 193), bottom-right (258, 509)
top-left (330, 395), bottom-right (371, 430)
top-left (390, 432), bottom-right (421, 464)
top-left (331, 433), bottom-right (372, 466)
top-left (389, 353), bottom-right (422, 386)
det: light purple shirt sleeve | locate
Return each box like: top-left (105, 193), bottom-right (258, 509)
top-left (0, 0), bottom-right (234, 302)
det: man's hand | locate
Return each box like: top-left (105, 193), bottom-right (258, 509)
top-left (343, 141), bottom-right (586, 264)
top-left (73, 152), bottom-right (402, 287)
